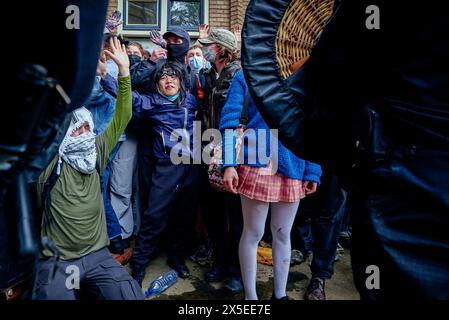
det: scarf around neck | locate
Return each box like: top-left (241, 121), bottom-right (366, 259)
top-left (57, 107), bottom-right (97, 175)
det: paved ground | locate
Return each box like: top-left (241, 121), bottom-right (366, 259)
top-left (128, 249), bottom-right (360, 300)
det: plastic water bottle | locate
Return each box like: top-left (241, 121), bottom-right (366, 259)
top-left (145, 269), bottom-right (178, 298)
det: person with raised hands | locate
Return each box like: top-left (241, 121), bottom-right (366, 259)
top-left (33, 36), bottom-right (144, 300)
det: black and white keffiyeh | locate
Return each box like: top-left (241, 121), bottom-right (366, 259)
top-left (57, 107), bottom-right (97, 175)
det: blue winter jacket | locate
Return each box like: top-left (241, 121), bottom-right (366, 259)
top-left (85, 76), bottom-right (116, 135)
top-left (101, 73), bottom-right (197, 160)
top-left (219, 70), bottom-right (322, 183)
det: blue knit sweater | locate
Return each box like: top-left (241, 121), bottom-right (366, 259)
top-left (219, 70), bottom-right (322, 183)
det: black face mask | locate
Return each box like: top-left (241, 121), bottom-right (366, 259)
top-left (167, 42), bottom-right (190, 63)
top-left (128, 54), bottom-right (142, 67)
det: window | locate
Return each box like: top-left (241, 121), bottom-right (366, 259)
top-left (124, 0), bottom-right (160, 30)
top-left (120, 0), bottom-right (206, 35)
top-left (168, 0), bottom-right (202, 30)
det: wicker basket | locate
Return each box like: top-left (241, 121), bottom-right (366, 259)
top-left (276, 0), bottom-right (335, 79)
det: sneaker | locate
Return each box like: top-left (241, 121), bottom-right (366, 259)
top-left (304, 277), bottom-right (326, 300)
top-left (223, 276), bottom-right (243, 295)
top-left (205, 266), bottom-right (227, 283)
top-left (190, 246), bottom-right (211, 262)
top-left (290, 249), bottom-right (305, 265)
top-left (336, 243), bottom-right (345, 255)
top-left (189, 240), bottom-right (213, 266)
top-left (334, 253), bottom-right (343, 262)
top-left (334, 243), bottom-right (345, 262)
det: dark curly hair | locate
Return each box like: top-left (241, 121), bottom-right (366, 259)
top-left (151, 59), bottom-right (188, 104)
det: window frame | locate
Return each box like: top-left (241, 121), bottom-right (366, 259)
top-left (123, 0), bottom-right (162, 31)
top-left (118, 0), bottom-right (208, 36)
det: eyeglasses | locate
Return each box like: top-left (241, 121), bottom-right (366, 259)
top-left (160, 73), bottom-right (179, 81)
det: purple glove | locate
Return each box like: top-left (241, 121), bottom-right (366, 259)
top-left (105, 10), bottom-right (122, 33)
top-left (149, 30), bottom-right (167, 49)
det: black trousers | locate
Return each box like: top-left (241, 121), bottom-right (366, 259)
top-left (137, 138), bottom-right (153, 215)
top-left (351, 145), bottom-right (449, 300)
top-left (202, 182), bottom-right (243, 276)
top-left (294, 173), bottom-right (346, 279)
top-left (131, 159), bottom-right (201, 272)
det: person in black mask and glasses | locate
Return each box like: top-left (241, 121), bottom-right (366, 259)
top-left (131, 27), bottom-right (194, 95)
top-left (162, 27), bottom-right (195, 93)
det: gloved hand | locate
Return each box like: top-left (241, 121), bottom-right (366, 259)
top-left (149, 30), bottom-right (167, 49)
top-left (105, 10), bottom-right (122, 33)
top-left (108, 236), bottom-right (125, 255)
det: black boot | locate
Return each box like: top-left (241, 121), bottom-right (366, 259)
top-left (168, 258), bottom-right (191, 279)
top-left (270, 291), bottom-right (292, 300)
top-left (131, 268), bottom-right (146, 287)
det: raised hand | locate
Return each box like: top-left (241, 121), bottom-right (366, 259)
top-left (231, 24), bottom-right (241, 43)
top-left (232, 24), bottom-right (242, 51)
top-left (105, 10), bottom-right (122, 33)
top-left (149, 30), bottom-right (167, 48)
top-left (198, 24), bottom-right (210, 39)
top-left (150, 48), bottom-right (167, 63)
top-left (104, 37), bottom-right (130, 77)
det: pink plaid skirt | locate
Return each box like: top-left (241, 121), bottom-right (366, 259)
top-left (237, 165), bottom-right (305, 203)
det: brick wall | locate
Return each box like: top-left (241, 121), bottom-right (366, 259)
top-left (229, 0), bottom-right (249, 28)
top-left (210, 0), bottom-right (249, 29)
top-left (107, 0), bottom-right (118, 16)
top-left (209, 0), bottom-right (231, 29)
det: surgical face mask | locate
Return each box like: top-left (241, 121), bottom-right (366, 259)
top-left (188, 56), bottom-right (204, 72)
top-left (203, 46), bottom-right (217, 63)
top-left (158, 89), bottom-right (180, 102)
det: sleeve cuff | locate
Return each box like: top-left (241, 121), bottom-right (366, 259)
top-left (303, 173), bottom-right (321, 184)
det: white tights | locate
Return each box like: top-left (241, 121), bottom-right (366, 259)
top-left (239, 195), bottom-right (300, 300)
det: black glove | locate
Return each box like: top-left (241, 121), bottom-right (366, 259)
top-left (108, 236), bottom-right (125, 255)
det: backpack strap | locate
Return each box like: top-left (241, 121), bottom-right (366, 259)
top-left (41, 157), bottom-right (102, 214)
top-left (41, 160), bottom-right (62, 214)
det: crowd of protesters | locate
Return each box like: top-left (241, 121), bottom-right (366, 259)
top-left (32, 11), bottom-right (353, 301)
